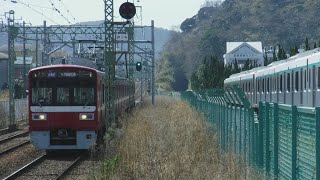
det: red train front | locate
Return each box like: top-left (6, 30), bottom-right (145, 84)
top-left (28, 65), bottom-right (106, 150)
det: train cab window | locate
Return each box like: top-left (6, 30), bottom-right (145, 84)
top-left (57, 88), bottom-right (70, 104)
top-left (280, 75), bottom-right (283, 92)
top-left (287, 73), bottom-right (290, 92)
top-left (295, 71), bottom-right (299, 91)
top-left (32, 88), bottom-right (53, 105)
top-left (318, 67), bottom-right (320, 89)
top-left (73, 88), bottom-right (95, 105)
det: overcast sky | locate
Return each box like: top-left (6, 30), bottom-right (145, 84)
top-left (0, 0), bottom-right (210, 29)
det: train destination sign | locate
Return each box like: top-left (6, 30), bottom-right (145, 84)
top-left (33, 69), bottom-right (93, 78)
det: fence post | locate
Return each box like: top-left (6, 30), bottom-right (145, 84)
top-left (316, 107), bottom-right (320, 180)
top-left (259, 101), bottom-right (264, 168)
top-left (274, 103), bottom-right (279, 179)
top-left (266, 102), bottom-right (270, 174)
top-left (292, 105), bottom-right (297, 180)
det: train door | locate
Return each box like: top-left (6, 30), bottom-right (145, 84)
top-left (276, 74), bottom-right (279, 103)
top-left (279, 74), bottom-right (283, 104)
top-left (284, 72), bottom-right (287, 104)
top-left (300, 69), bottom-right (303, 106)
top-left (291, 70), bottom-right (294, 105)
top-left (268, 77), bottom-right (271, 102)
top-left (316, 66), bottom-right (320, 107)
top-left (293, 71), bottom-right (299, 106)
top-left (312, 66), bottom-right (316, 107)
top-left (253, 74), bottom-right (256, 105)
top-left (256, 78), bottom-right (260, 104)
top-left (285, 71), bottom-right (292, 105)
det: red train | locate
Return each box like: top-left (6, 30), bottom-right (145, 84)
top-left (28, 64), bottom-right (130, 150)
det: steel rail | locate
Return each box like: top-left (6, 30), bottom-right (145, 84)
top-left (3, 154), bottom-right (46, 180)
top-left (0, 131), bottom-right (29, 145)
top-left (55, 155), bottom-right (83, 180)
top-left (0, 140), bottom-right (30, 156)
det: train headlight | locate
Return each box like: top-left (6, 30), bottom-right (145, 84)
top-left (80, 113), bottom-right (94, 120)
top-left (32, 113), bottom-right (47, 120)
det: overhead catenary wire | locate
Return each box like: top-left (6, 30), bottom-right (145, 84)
top-left (57, 0), bottom-right (78, 23)
top-left (16, 0), bottom-right (59, 24)
top-left (49, 0), bottom-right (72, 24)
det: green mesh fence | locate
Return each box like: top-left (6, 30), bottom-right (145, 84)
top-left (179, 87), bottom-right (320, 180)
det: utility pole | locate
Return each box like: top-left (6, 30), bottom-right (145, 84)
top-left (7, 10), bottom-right (16, 131)
top-left (151, 20), bottom-right (155, 105)
top-left (35, 32), bottom-right (38, 67)
top-left (23, 21), bottom-right (26, 98)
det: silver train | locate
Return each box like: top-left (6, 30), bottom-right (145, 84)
top-left (224, 48), bottom-right (320, 107)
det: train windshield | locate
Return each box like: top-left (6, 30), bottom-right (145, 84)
top-left (30, 69), bottom-right (96, 106)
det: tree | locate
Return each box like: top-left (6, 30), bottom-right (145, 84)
top-left (243, 59), bottom-right (250, 71)
top-left (233, 59), bottom-right (240, 73)
top-left (190, 55), bottom-right (225, 90)
top-left (305, 37), bottom-right (310, 50)
top-left (290, 46), bottom-right (298, 56)
top-left (155, 53), bottom-right (175, 90)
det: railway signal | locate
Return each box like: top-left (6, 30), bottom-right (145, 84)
top-left (136, 62), bottom-right (142, 71)
top-left (119, 2), bottom-right (136, 20)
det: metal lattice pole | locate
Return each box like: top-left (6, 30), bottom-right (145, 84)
top-left (104, 0), bottom-right (115, 128)
top-left (128, 24), bottom-right (135, 108)
top-left (8, 10), bottom-right (16, 131)
top-left (23, 21), bottom-right (26, 98)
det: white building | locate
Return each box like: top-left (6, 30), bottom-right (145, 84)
top-left (223, 42), bottom-right (264, 68)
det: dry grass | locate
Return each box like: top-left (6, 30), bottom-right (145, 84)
top-left (0, 90), bottom-right (9, 100)
top-left (95, 97), bottom-right (263, 180)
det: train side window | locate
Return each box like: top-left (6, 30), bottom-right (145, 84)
top-left (295, 71), bottom-right (299, 91)
top-left (257, 79), bottom-right (260, 93)
top-left (287, 73), bottom-right (290, 92)
top-left (262, 78), bottom-right (265, 93)
top-left (280, 75), bottom-right (283, 92)
top-left (305, 70), bottom-right (307, 90)
top-left (267, 78), bottom-right (270, 93)
top-left (275, 74), bottom-right (279, 92)
top-left (246, 82), bottom-right (248, 92)
top-left (318, 67), bottom-right (320, 89)
top-left (301, 70), bottom-right (303, 91)
top-left (309, 69), bottom-right (311, 89)
top-left (103, 85), bottom-right (105, 104)
top-left (292, 72), bottom-right (294, 92)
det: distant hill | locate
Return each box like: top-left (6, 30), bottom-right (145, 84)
top-left (0, 21), bottom-right (171, 59)
top-left (157, 0), bottom-right (320, 91)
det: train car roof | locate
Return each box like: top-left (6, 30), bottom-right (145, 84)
top-left (225, 66), bottom-right (266, 83)
top-left (29, 64), bottom-right (98, 73)
top-left (256, 48), bottom-right (320, 77)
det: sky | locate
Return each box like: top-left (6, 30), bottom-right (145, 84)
top-left (0, 0), bottom-right (210, 29)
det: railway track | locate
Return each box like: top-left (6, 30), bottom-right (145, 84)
top-left (3, 153), bottom-right (84, 180)
top-left (0, 131), bottom-right (30, 156)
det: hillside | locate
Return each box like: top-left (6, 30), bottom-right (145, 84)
top-left (158, 0), bottom-right (320, 91)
